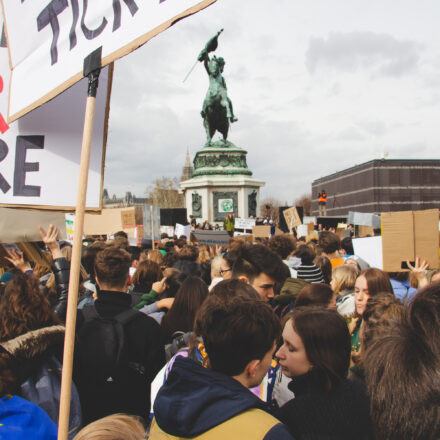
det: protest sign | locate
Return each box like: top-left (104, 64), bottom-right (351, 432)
top-left (381, 209), bottom-right (439, 271)
top-left (2, 0), bottom-right (217, 121)
top-left (253, 225), bottom-right (271, 238)
top-left (65, 213), bottom-right (75, 244)
top-left (297, 224), bottom-right (308, 237)
top-left (193, 230), bottom-right (230, 246)
top-left (0, 242), bottom-right (51, 269)
top-left (303, 216), bottom-right (317, 225)
top-left (282, 206), bottom-right (302, 230)
top-left (352, 236), bottom-right (383, 270)
top-left (160, 225), bottom-right (174, 238)
top-left (348, 211), bottom-right (381, 228)
top-left (234, 217), bottom-right (256, 230)
top-left (143, 205), bottom-right (161, 241)
top-left (84, 207), bottom-right (141, 238)
top-left (175, 223), bottom-right (191, 240)
top-left (0, 29), bottom-right (110, 209)
top-left (0, 207), bottom-right (67, 242)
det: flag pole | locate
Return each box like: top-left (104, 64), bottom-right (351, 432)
top-left (57, 47), bottom-right (102, 440)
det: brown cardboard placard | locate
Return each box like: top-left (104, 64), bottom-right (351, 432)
top-left (283, 207), bottom-right (302, 230)
top-left (84, 207), bottom-right (141, 238)
top-left (252, 225), bottom-right (271, 238)
top-left (358, 225), bottom-right (375, 237)
top-left (381, 209), bottom-right (439, 271)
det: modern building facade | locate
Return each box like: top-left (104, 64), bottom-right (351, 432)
top-left (312, 159), bottom-right (440, 216)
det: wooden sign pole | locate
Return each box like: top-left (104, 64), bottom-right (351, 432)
top-left (57, 47), bottom-right (102, 440)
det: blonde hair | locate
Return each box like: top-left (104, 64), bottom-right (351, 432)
top-left (197, 244), bottom-right (212, 264)
top-left (73, 414), bottom-right (146, 440)
top-left (332, 264), bottom-right (359, 295)
top-left (148, 249), bottom-right (163, 266)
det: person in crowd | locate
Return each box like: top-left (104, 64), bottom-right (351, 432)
top-left (140, 276), bottom-right (208, 341)
top-left (293, 245), bottom-right (324, 283)
top-left (73, 414), bottom-right (146, 440)
top-left (172, 244), bottom-right (202, 278)
top-left (151, 294), bottom-right (293, 439)
top-left (350, 292), bottom-right (405, 381)
top-left (350, 268), bottom-right (393, 358)
top-left (268, 234), bottom-right (297, 277)
top-left (74, 246), bottom-right (165, 424)
top-left (344, 257), bottom-right (362, 271)
top-left (340, 237), bottom-right (369, 270)
top-left (0, 272), bottom-right (81, 437)
top-left (317, 189), bottom-right (327, 216)
top-left (318, 231), bottom-right (344, 268)
top-left (313, 255), bottom-right (332, 284)
top-left (130, 260), bottom-right (162, 307)
top-left (224, 213), bottom-right (235, 237)
top-left (142, 249), bottom-right (164, 267)
top-left (276, 307), bottom-right (371, 439)
top-left (231, 244), bottom-right (286, 302)
top-left (364, 284), bottom-right (440, 439)
top-left (294, 283), bottom-right (336, 309)
top-left (209, 255), bottom-right (224, 290)
top-left (331, 264), bottom-right (359, 316)
top-left (386, 270), bottom-right (418, 304)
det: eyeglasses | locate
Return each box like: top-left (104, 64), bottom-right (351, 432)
top-left (220, 268), bottom-right (231, 276)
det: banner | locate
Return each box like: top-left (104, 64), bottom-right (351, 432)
top-left (175, 223), bottom-right (191, 239)
top-left (2, 0), bottom-right (217, 121)
top-left (193, 230), bottom-right (230, 246)
top-left (347, 211), bottom-right (381, 228)
top-left (0, 24), bottom-right (110, 209)
top-left (234, 217), bottom-right (256, 230)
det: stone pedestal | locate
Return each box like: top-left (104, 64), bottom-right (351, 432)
top-left (180, 140), bottom-right (265, 224)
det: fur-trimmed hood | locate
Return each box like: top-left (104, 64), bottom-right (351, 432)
top-left (0, 325), bottom-right (65, 384)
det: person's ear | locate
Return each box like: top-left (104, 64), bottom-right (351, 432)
top-left (237, 275), bottom-right (250, 285)
top-left (244, 359), bottom-right (260, 378)
top-left (95, 275), bottom-right (102, 290)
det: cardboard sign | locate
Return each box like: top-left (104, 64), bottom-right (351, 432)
top-left (0, 26), bottom-right (110, 209)
top-left (348, 211), bottom-right (381, 228)
top-left (142, 205), bottom-right (161, 241)
top-left (358, 225), bottom-right (374, 237)
top-left (2, 0), bottom-right (217, 121)
top-left (175, 223), bottom-right (191, 240)
top-left (352, 236), bottom-right (383, 270)
top-left (297, 224), bottom-right (308, 238)
top-left (381, 209), bottom-right (439, 271)
top-left (303, 216), bottom-right (317, 225)
top-left (84, 207), bottom-right (141, 237)
top-left (253, 225), bottom-right (271, 238)
top-left (192, 230), bottom-right (230, 246)
top-left (234, 218), bottom-right (256, 230)
top-left (283, 207), bottom-right (302, 230)
top-left (0, 207), bottom-right (67, 243)
top-left (0, 242), bottom-right (51, 269)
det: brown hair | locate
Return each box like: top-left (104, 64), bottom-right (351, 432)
top-left (208, 278), bottom-right (261, 302)
top-left (131, 260), bottom-right (162, 292)
top-left (82, 241), bottom-right (108, 280)
top-left (268, 234), bottom-right (297, 260)
top-left (358, 268), bottom-right (393, 297)
top-left (314, 255), bottom-right (332, 284)
top-left (147, 249), bottom-right (163, 266)
top-left (161, 276), bottom-right (208, 342)
top-left (0, 273), bottom-right (59, 341)
top-left (197, 244), bottom-right (212, 264)
top-left (364, 285), bottom-right (440, 439)
top-left (178, 245), bottom-right (199, 262)
top-left (332, 264), bottom-right (359, 295)
top-left (318, 231), bottom-right (341, 255)
top-left (196, 294), bottom-right (281, 375)
top-left (295, 284), bottom-right (334, 309)
top-left (287, 307), bottom-right (351, 391)
top-left (73, 414), bottom-right (146, 440)
top-left (94, 247), bottom-right (130, 289)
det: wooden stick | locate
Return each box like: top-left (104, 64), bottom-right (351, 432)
top-left (57, 94), bottom-right (97, 440)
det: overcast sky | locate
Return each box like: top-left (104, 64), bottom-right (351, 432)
top-left (104, 0), bottom-right (440, 204)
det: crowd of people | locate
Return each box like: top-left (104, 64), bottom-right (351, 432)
top-left (0, 223), bottom-right (439, 439)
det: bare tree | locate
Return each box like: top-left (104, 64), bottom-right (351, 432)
top-left (294, 193), bottom-right (312, 216)
top-left (146, 177), bottom-right (184, 208)
top-left (259, 197), bottom-right (282, 223)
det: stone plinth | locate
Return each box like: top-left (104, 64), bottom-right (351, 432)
top-left (180, 139), bottom-right (265, 224)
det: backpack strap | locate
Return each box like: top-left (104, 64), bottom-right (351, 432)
top-left (81, 305), bottom-right (99, 321)
top-left (113, 308), bottom-right (140, 326)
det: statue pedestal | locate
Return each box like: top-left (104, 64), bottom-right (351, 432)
top-left (179, 140), bottom-right (265, 224)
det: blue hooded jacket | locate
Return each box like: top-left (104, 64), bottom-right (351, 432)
top-left (153, 357), bottom-right (292, 439)
top-left (0, 395), bottom-right (57, 439)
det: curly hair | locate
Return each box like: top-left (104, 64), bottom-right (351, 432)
top-left (268, 234), bottom-right (297, 260)
top-left (0, 273), bottom-right (59, 341)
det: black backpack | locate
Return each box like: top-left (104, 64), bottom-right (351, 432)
top-left (77, 306), bottom-right (145, 383)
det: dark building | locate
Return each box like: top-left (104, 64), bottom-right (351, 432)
top-left (312, 159), bottom-right (440, 217)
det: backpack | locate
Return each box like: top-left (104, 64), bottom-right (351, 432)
top-left (164, 331), bottom-right (193, 362)
top-left (21, 355), bottom-right (82, 439)
top-left (77, 306), bottom-right (145, 383)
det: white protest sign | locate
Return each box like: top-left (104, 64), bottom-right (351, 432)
top-left (352, 236), bottom-right (383, 270)
top-left (0, 27), bottom-right (110, 209)
top-left (297, 224), bottom-right (308, 237)
top-left (193, 230), bottom-right (230, 246)
top-left (234, 217), bottom-right (256, 230)
top-left (2, 0), bottom-right (217, 121)
top-left (175, 223), bottom-right (191, 239)
top-left (160, 225), bottom-right (174, 238)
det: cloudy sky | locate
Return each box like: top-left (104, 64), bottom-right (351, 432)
top-left (104, 0), bottom-right (440, 204)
